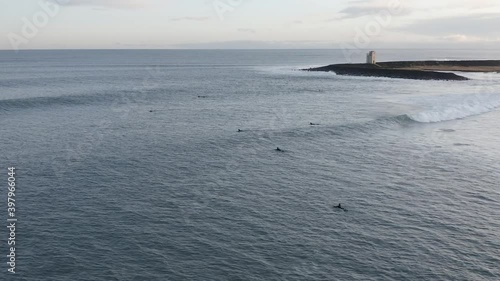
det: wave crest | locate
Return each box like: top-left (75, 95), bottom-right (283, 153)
top-left (406, 93), bottom-right (500, 123)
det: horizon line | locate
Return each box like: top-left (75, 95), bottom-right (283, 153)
top-left (1, 48), bottom-right (499, 52)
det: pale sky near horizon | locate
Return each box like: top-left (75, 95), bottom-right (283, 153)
top-left (1, 0), bottom-right (499, 50)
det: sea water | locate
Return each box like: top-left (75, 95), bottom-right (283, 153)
top-left (0, 49), bottom-right (499, 280)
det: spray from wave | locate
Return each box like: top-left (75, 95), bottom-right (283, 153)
top-left (406, 93), bottom-right (500, 123)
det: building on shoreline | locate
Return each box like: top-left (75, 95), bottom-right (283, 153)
top-left (366, 51), bottom-right (376, 64)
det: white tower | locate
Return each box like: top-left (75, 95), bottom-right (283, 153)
top-left (366, 51), bottom-right (376, 64)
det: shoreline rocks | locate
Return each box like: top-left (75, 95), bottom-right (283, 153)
top-left (303, 60), bottom-right (500, 81)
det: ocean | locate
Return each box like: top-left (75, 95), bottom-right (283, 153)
top-left (0, 49), bottom-right (499, 280)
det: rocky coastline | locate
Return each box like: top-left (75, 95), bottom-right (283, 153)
top-left (303, 60), bottom-right (500, 81)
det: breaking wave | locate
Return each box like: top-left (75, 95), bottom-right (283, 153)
top-left (406, 93), bottom-right (500, 123)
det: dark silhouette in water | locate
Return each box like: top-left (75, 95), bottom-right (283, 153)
top-left (276, 147), bottom-right (283, 152)
top-left (334, 204), bottom-right (348, 212)
top-left (310, 122), bottom-right (319, 126)
top-left (238, 129), bottom-right (243, 132)
top-left (149, 110), bottom-right (154, 113)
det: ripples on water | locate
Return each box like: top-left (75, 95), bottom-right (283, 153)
top-left (0, 50), bottom-right (499, 280)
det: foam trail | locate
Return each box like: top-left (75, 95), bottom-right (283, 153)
top-left (407, 93), bottom-right (500, 123)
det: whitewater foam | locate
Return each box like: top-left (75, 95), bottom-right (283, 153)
top-left (255, 65), bottom-right (335, 77)
top-left (407, 93), bottom-right (500, 123)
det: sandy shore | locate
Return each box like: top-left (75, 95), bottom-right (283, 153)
top-left (377, 60), bottom-right (500, 73)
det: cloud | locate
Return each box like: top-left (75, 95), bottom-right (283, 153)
top-left (338, 5), bottom-right (410, 19)
top-left (170, 17), bottom-right (211, 22)
top-left (442, 34), bottom-right (469, 42)
top-left (52, 0), bottom-right (150, 9)
top-left (399, 13), bottom-right (500, 37)
top-left (237, 28), bottom-right (256, 34)
top-left (340, 6), bottom-right (386, 18)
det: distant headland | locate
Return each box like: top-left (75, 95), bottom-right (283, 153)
top-left (303, 51), bottom-right (500, 81)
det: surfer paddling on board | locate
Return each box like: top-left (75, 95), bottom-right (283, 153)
top-left (334, 203), bottom-right (348, 212)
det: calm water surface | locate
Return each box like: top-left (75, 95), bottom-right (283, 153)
top-left (0, 49), bottom-right (499, 280)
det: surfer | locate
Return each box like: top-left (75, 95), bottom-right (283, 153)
top-left (276, 147), bottom-right (283, 152)
top-left (310, 122), bottom-right (319, 126)
top-left (334, 204), bottom-right (347, 212)
top-left (238, 129), bottom-right (242, 132)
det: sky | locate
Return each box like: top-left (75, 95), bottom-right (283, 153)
top-left (1, 0), bottom-right (499, 50)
